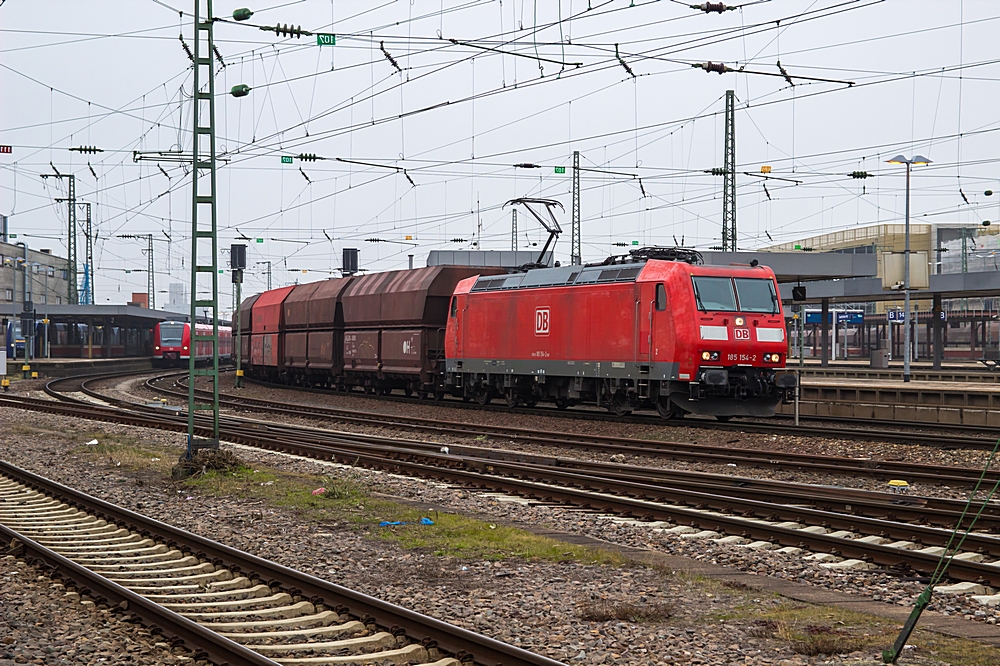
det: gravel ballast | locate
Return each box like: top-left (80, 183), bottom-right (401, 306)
top-left (1, 396), bottom-right (998, 665)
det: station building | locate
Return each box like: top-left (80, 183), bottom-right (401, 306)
top-left (0, 241), bottom-right (71, 308)
top-left (764, 223), bottom-right (1000, 363)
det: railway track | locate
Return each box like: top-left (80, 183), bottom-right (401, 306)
top-left (145, 373), bottom-right (1000, 489)
top-left (0, 460), bottom-right (566, 666)
top-left (199, 372), bottom-right (1000, 450)
top-left (5, 371), bottom-right (1000, 592)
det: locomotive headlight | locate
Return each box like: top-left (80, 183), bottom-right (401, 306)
top-left (735, 317), bottom-right (745, 326)
top-left (701, 351), bottom-right (720, 362)
top-left (764, 353), bottom-right (781, 363)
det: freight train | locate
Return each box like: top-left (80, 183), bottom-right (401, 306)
top-left (154, 321), bottom-right (233, 367)
top-left (239, 248), bottom-right (796, 419)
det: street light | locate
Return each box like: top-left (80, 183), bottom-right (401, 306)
top-left (886, 154), bottom-right (931, 383)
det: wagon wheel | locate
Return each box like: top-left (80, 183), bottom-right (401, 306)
top-left (404, 386), bottom-right (413, 398)
top-left (716, 415), bottom-right (733, 422)
top-left (474, 385), bottom-right (493, 406)
top-left (433, 391), bottom-right (445, 402)
top-left (524, 400), bottom-right (538, 408)
top-left (505, 388), bottom-right (522, 409)
top-left (417, 390), bottom-right (429, 400)
top-left (555, 397), bottom-right (571, 411)
top-left (609, 391), bottom-right (632, 417)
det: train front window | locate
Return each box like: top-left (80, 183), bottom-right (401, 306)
top-left (691, 276), bottom-right (737, 312)
top-left (160, 324), bottom-right (184, 345)
top-left (734, 278), bottom-right (779, 314)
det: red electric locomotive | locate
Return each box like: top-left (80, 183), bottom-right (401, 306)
top-left (154, 321), bottom-right (233, 367)
top-left (444, 248), bottom-right (796, 418)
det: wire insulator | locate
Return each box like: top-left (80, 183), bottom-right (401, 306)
top-left (380, 41), bottom-right (403, 73)
top-left (615, 43), bottom-right (636, 78)
top-left (691, 2), bottom-right (729, 12)
top-left (178, 34), bottom-right (194, 63)
top-left (696, 61), bottom-right (729, 75)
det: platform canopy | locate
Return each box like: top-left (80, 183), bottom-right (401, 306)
top-left (777, 269), bottom-right (1000, 304)
top-left (0, 303), bottom-right (171, 321)
top-left (699, 251), bottom-right (878, 283)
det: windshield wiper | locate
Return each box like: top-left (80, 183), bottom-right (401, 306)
top-left (693, 283), bottom-right (708, 312)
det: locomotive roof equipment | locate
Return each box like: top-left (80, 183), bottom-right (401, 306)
top-left (504, 198), bottom-right (564, 270)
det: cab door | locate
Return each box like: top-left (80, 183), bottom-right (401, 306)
top-left (449, 295), bottom-right (462, 358)
top-left (635, 284), bottom-right (652, 365)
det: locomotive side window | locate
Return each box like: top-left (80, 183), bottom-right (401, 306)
top-left (450, 296), bottom-right (458, 317)
top-left (734, 278), bottom-right (779, 314)
top-left (691, 276), bottom-right (737, 312)
top-left (655, 283), bottom-right (667, 311)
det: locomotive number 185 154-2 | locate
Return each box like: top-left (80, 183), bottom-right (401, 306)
top-left (727, 353), bottom-right (757, 363)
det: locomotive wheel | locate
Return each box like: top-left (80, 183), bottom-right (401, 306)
top-left (656, 397), bottom-right (677, 420)
top-left (505, 389), bottom-right (522, 409)
top-left (475, 385), bottom-right (493, 406)
top-left (716, 415), bottom-right (733, 422)
top-left (609, 391), bottom-right (632, 417)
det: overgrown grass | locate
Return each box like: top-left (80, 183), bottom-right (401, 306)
top-left (577, 599), bottom-right (676, 623)
top-left (184, 465), bottom-right (625, 565)
top-left (72, 431), bottom-right (177, 473)
top-left (707, 588), bottom-right (1000, 665)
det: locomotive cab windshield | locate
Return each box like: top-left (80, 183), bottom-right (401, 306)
top-left (691, 276), bottom-right (778, 314)
top-left (159, 323), bottom-right (185, 345)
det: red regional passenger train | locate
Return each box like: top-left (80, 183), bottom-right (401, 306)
top-left (153, 321), bottom-right (233, 367)
top-left (239, 248), bottom-right (796, 419)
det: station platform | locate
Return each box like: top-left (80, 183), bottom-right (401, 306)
top-left (778, 374), bottom-right (1000, 425)
top-left (787, 359), bottom-right (1000, 384)
top-left (3, 356), bottom-right (152, 379)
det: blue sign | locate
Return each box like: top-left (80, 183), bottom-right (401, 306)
top-left (805, 311), bottom-right (863, 325)
top-left (888, 310), bottom-right (946, 322)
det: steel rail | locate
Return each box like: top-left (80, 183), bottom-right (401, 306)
top-left (150, 375), bottom-right (1000, 488)
top-left (216, 373), bottom-right (1000, 449)
top-left (13, 374), bottom-right (1000, 587)
top-left (0, 522), bottom-right (278, 666)
top-left (28, 376), bottom-right (1000, 535)
top-left (139, 380), bottom-right (1000, 531)
top-left (0, 460), bottom-right (567, 666)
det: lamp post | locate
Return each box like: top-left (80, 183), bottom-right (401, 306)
top-left (886, 154), bottom-right (931, 383)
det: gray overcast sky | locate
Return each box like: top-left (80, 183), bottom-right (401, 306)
top-left (2, 0), bottom-right (998, 312)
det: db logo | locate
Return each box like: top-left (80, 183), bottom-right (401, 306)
top-left (734, 328), bottom-right (750, 340)
top-left (535, 307), bottom-right (550, 336)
